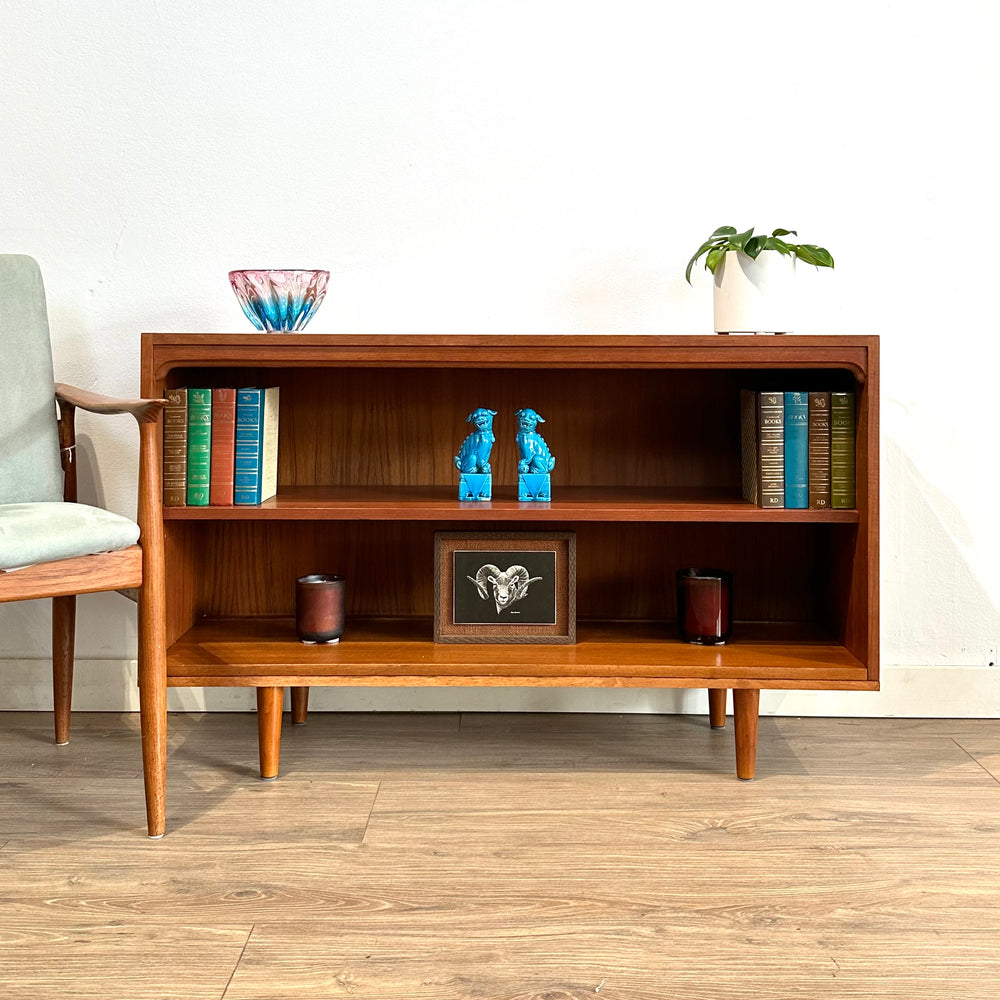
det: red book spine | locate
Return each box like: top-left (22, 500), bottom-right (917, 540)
top-left (209, 388), bottom-right (237, 505)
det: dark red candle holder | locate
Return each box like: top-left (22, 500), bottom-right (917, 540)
top-left (295, 574), bottom-right (345, 644)
top-left (676, 568), bottom-right (732, 645)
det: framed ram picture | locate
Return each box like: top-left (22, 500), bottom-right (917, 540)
top-left (434, 531), bottom-right (576, 644)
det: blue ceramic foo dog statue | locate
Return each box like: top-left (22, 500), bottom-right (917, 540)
top-left (514, 407), bottom-right (555, 501)
top-left (455, 406), bottom-right (497, 501)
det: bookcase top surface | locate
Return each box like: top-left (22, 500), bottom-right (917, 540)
top-left (142, 333), bottom-right (877, 346)
top-left (141, 333), bottom-right (877, 379)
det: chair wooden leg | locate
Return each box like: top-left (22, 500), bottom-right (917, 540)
top-left (733, 688), bottom-right (761, 780)
top-left (291, 686), bottom-right (309, 725)
top-left (708, 688), bottom-right (727, 729)
top-left (52, 594), bottom-right (76, 745)
top-left (257, 687), bottom-right (284, 779)
top-left (136, 444), bottom-right (169, 838)
top-left (137, 582), bottom-right (168, 839)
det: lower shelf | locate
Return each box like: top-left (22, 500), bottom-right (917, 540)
top-left (165, 617), bottom-right (874, 691)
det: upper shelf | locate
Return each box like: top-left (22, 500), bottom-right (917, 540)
top-left (161, 485), bottom-right (858, 522)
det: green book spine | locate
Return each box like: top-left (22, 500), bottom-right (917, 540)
top-left (830, 391), bottom-right (856, 509)
top-left (808, 391), bottom-right (831, 509)
top-left (185, 387), bottom-right (212, 506)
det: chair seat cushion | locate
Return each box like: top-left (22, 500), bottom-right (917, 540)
top-left (0, 502), bottom-right (140, 570)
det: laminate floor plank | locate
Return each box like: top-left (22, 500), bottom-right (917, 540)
top-left (2, 839), bottom-right (998, 931)
top-left (0, 772), bottom-right (379, 843)
top-left (2, 850), bottom-right (1000, 935)
top-left (0, 776), bottom-right (151, 838)
top-left (455, 711), bottom-right (1000, 741)
top-left (271, 712), bottom-right (993, 783)
top-left (361, 804), bottom-right (999, 852)
top-left (222, 923), bottom-right (1000, 1000)
top-left (0, 714), bottom-right (145, 779)
top-left (0, 921), bottom-right (250, 1000)
top-left (164, 777), bottom-right (381, 841)
top-left (366, 767), bottom-right (1000, 811)
top-left (1, 712), bottom-right (998, 999)
top-left (281, 715), bottom-right (733, 776)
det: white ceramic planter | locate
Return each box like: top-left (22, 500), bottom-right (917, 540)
top-left (713, 249), bottom-right (797, 334)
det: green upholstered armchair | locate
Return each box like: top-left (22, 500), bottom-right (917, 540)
top-left (0, 254), bottom-right (168, 837)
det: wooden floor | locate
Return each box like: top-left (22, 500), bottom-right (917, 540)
top-left (1, 711), bottom-right (999, 999)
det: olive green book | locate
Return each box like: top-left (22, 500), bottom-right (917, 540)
top-left (830, 391), bottom-right (856, 509)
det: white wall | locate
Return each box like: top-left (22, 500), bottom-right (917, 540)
top-left (3, 0), bottom-right (998, 715)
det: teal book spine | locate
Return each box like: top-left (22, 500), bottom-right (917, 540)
top-left (185, 387), bottom-right (212, 506)
top-left (831, 391), bottom-right (857, 508)
top-left (234, 388), bottom-right (264, 505)
top-left (783, 391), bottom-right (809, 509)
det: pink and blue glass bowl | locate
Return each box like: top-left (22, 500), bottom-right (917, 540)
top-left (229, 269), bottom-right (329, 331)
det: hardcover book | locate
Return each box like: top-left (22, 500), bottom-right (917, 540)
top-left (234, 387), bottom-right (280, 505)
top-left (185, 387), bottom-right (212, 506)
top-left (831, 391), bottom-right (857, 508)
top-left (209, 388), bottom-right (237, 506)
top-left (808, 391), bottom-right (832, 508)
top-left (162, 387), bottom-right (188, 507)
top-left (783, 391), bottom-right (809, 509)
top-left (740, 389), bottom-right (785, 508)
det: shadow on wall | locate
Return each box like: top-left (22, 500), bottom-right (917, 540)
top-left (74, 434), bottom-right (107, 509)
top-left (882, 436), bottom-right (1000, 666)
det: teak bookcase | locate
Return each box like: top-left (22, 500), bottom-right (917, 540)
top-left (138, 334), bottom-right (878, 838)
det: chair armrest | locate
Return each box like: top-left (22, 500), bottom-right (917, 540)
top-left (55, 383), bottom-right (166, 424)
top-left (54, 383), bottom-right (166, 503)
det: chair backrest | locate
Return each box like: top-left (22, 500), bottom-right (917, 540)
top-left (0, 255), bottom-right (64, 504)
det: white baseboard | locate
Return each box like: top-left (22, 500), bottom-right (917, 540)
top-left (1, 658), bottom-right (997, 717)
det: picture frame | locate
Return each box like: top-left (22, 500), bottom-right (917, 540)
top-left (434, 531), bottom-right (576, 644)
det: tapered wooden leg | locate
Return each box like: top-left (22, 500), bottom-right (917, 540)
top-left (138, 658), bottom-right (168, 838)
top-left (708, 688), bottom-right (727, 730)
top-left (733, 688), bottom-right (760, 780)
top-left (291, 686), bottom-right (309, 725)
top-left (137, 420), bottom-right (168, 838)
top-left (257, 687), bottom-right (284, 779)
top-left (138, 577), bottom-right (168, 838)
top-left (52, 595), bottom-right (76, 745)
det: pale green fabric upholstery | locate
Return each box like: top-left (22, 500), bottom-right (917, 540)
top-left (0, 254), bottom-right (141, 571)
top-left (0, 502), bottom-right (140, 570)
top-left (0, 255), bottom-right (64, 504)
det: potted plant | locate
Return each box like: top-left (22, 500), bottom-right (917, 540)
top-left (685, 226), bottom-right (834, 334)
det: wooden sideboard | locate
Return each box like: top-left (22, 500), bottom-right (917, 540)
top-left (137, 333), bottom-right (879, 837)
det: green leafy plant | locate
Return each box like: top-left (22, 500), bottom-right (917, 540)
top-left (685, 226), bottom-right (834, 284)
